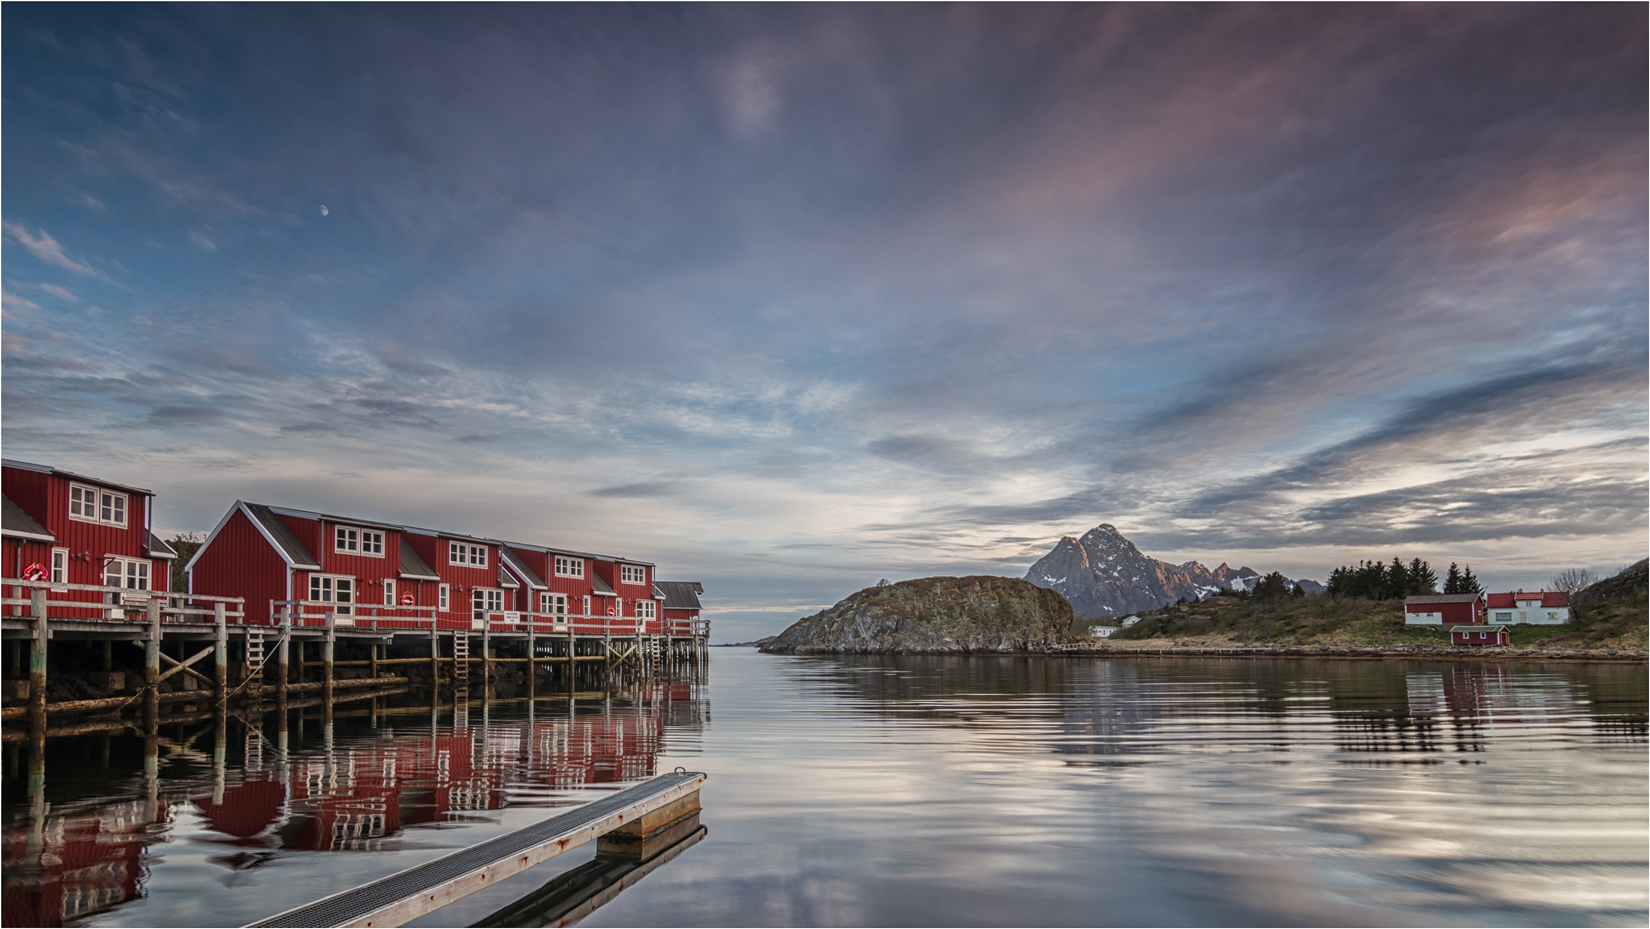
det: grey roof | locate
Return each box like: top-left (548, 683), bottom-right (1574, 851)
top-left (591, 574), bottom-right (616, 596)
top-left (147, 531), bottom-right (178, 559)
top-left (265, 503), bottom-right (404, 533)
top-left (499, 546), bottom-right (547, 589)
top-left (244, 503), bottom-right (321, 569)
top-left (3, 458), bottom-right (154, 496)
top-left (1, 494), bottom-right (54, 542)
top-left (1404, 594), bottom-right (1483, 605)
top-left (498, 567), bottom-right (520, 589)
top-left (657, 581), bottom-right (703, 610)
top-left (398, 537), bottom-right (440, 580)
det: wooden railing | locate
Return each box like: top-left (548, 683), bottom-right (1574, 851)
top-left (3, 578), bottom-right (244, 623)
top-left (269, 600), bottom-right (438, 630)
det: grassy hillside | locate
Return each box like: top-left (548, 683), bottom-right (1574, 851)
top-left (1106, 560), bottom-right (1648, 650)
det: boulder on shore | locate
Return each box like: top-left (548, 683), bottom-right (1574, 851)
top-left (761, 576), bottom-right (1080, 654)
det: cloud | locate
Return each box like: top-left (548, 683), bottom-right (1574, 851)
top-left (38, 283), bottom-right (77, 302)
top-left (187, 230), bottom-right (217, 252)
top-left (589, 481), bottom-right (682, 498)
top-left (2, 222), bottom-right (107, 278)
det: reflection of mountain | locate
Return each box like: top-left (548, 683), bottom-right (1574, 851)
top-left (1, 683), bottom-right (708, 927)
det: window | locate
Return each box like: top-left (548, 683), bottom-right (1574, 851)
top-left (383, 579), bottom-right (396, 606)
top-left (1547, 611), bottom-right (1560, 621)
top-left (104, 557), bottom-right (150, 590)
top-left (50, 548), bottom-right (68, 588)
top-left (335, 526), bottom-right (385, 557)
top-left (637, 600), bottom-right (655, 620)
top-left (620, 564), bottom-right (646, 585)
top-left (309, 575), bottom-right (355, 615)
top-left (70, 483), bottom-right (127, 527)
top-left (449, 541), bottom-right (487, 567)
top-left (554, 556), bottom-right (584, 578)
top-left (539, 592), bottom-right (567, 615)
top-left (473, 588), bottom-right (503, 621)
top-left (438, 584), bottom-right (450, 611)
top-left (582, 595), bottom-right (590, 615)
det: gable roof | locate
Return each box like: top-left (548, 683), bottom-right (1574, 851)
top-left (242, 503), bottom-right (322, 570)
top-left (657, 581), bottom-right (704, 610)
top-left (498, 546), bottom-right (547, 590)
top-left (398, 537), bottom-right (440, 581)
top-left (1, 494), bottom-right (54, 542)
top-left (591, 574), bottom-right (616, 596)
top-left (1487, 591), bottom-right (1569, 609)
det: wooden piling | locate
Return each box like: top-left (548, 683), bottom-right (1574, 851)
top-left (277, 616), bottom-right (290, 697)
top-left (431, 625), bottom-right (440, 686)
top-left (214, 601), bottom-right (228, 702)
top-left (28, 589), bottom-right (47, 740)
top-left (144, 600), bottom-right (161, 730)
top-left (323, 610), bottom-right (336, 702)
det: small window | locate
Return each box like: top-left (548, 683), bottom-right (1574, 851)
top-left (309, 575), bottom-right (354, 615)
top-left (383, 579), bottom-right (396, 606)
top-left (637, 600), bottom-right (655, 620)
top-left (620, 564), bottom-right (646, 585)
top-left (50, 548), bottom-right (68, 588)
top-left (540, 592), bottom-right (567, 615)
top-left (438, 583), bottom-right (450, 611)
top-left (449, 542), bottom-right (487, 568)
top-left (582, 595), bottom-right (590, 615)
top-left (104, 557), bottom-right (149, 590)
top-left (71, 483), bottom-right (127, 527)
top-left (473, 588), bottom-right (503, 621)
top-left (555, 556), bottom-right (584, 578)
top-left (335, 526), bottom-right (385, 557)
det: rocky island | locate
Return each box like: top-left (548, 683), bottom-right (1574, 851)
top-left (761, 575), bottom-right (1081, 654)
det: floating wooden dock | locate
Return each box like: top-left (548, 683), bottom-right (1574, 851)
top-left (246, 771), bottom-right (706, 929)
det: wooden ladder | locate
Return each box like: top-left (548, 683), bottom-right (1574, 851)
top-left (454, 633), bottom-right (470, 683)
top-left (246, 628), bottom-right (265, 669)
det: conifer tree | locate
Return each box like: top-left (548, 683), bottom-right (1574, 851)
top-left (1386, 556), bottom-right (1408, 600)
top-left (1444, 563), bottom-right (1463, 595)
top-left (1408, 558), bottom-right (1437, 595)
top-left (1460, 564), bottom-right (1483, 595)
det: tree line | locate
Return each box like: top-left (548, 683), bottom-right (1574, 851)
top-left (1323, 557), bottom-right (1482, 600)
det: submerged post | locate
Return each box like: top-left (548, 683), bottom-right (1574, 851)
top-left (277, 609), bottom-right (290, 696)
top-left (431, 624), bottom-right (440, 688)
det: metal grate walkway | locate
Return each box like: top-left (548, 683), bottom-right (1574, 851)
top-left (245, 771), bottom-right (704, 929)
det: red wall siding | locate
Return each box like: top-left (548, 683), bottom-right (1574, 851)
top-left (404, 535), bottom-right (504, 628)
top-left (1439, 601), bottom-right (1482, 625)
top-left (191, 508), bottom-right (291, 624)
top-left (3, 466), bottom-right (154, 583)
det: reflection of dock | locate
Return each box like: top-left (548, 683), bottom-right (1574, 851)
top-left (475, 823), bottom-right (707, 928)
top-left (247, 772), bottom-right (706, 928)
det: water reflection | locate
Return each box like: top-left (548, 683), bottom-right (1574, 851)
top-left (2, 681), bottom-right (707, 927)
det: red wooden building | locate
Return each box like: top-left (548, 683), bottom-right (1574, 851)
top-left (187, 502), bottom-right (507, 628)
top-left (1402, 593), bottom-right (1485, 626)
top-left (1452, 625), bottom-right (1509, 646)
top-left (498, 542), bottom-right (662, 632)
top-left (657, 581), bottom-right (705, 636)
top-left (2, 459), bottom-right (177, 615)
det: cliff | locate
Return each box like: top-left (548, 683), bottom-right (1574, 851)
top-left (761, 576), bottom-right (1080, 654)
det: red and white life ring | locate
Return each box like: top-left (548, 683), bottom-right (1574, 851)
top-left (22, 563), bottom-right (46, 581)
top-left (400, 592), bottom-right (416, 606)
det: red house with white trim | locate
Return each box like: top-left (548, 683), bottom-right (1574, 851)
top-left (1452, 625), bottom-right (1509, 646)
top-left (657, 581), bottom-right (704, 636)
top-left (1485, 590), bottom-right (1570, 625)
top-left (2, 459), bottom-right (176, 616)
top-left (1403, 593), bottom-right (1485, 626)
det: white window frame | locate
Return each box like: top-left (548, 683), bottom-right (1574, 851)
top-left (438, 583), bottom-right (451, 611)
top-left (582, 595), bottom-right (590, 616)
top-left (620, 564), bottom-right (646, 585)
top-left (50, 547), bottom-right (69, 589)
top-left (70, 483), bottom-right (128, 527)
top-left (308, 574), bottom-right (355, 615)
top-left (637, 599), bottom-right (656, 620)
top-left (554, 556), bottom-right (584, 578)
top-left (449, 541), bottom-right (487, 568)
top-left (472, 587), bottom-right (503, 622)
top-left (104, 557), bottom-right (150, 590)
top-left (334, 526), bottom-right (386, 557)
top-left (539, 592), bottom-right (567, 616)
top-left (383, 579), bottom-right (396, 606)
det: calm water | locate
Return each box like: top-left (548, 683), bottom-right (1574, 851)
top-left (4, 651), bottom-right (1646, 927)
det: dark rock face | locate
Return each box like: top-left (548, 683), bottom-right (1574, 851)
top-left (760, 576), bottom-right (1080, 654)
top-left (1024, 524), bottom-right (1322, 619)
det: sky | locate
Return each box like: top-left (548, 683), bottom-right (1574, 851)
top-left (3, 5), bottom-right (1645, 642)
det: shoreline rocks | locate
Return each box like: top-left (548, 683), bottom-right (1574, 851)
top-left (761, 576), bottom-right (1081, 654)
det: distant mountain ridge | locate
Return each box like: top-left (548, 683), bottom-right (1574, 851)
top-left (1024, 524), bottom-right (1323, 619)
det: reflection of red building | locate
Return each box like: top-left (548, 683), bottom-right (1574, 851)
top-left (194, 778), bottom-right (287, 845)
top-left (1, 800), bottom-right (166, 927)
